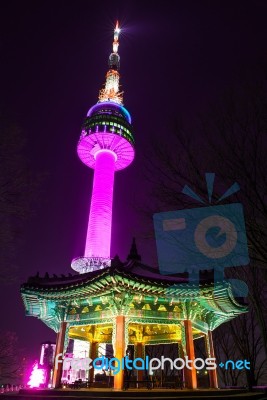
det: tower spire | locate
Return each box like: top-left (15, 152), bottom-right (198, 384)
top-left (99, 21), bottom-right (123, 105)
top-left (112, 21), bottom-right (120, 61)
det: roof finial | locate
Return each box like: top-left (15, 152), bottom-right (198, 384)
top-left (127, 237), bottom-right (141, 261)
top-left (98, 21), bottom-right (123, 104)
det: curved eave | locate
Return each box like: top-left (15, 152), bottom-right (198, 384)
top-left (21, 267), bottom-right (247, 318)
top-left (21, 293), bottom-right (59, 332)
top-left (21, 267), bottom-right (201, 300)
top-left (21, 264), bottom-right (185, 291)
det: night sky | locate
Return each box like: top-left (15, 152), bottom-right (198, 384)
top-left (1, 0), bottom-right (267, 360)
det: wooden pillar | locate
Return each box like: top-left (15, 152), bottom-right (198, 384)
top-left (89, 341), bottom-right (98, 383)
top-left (134, 342), bottom-right (144, 382)
top-left (52, 322), bottom-right (67, 388)
top-left (113, 316), bottom-right (125, 390)
top-left (184, 320), bottom-right (197, 389)
top-left (205, 330), bottom-right (218, 388)
top-left (178, 343), bottom-right (185, 389)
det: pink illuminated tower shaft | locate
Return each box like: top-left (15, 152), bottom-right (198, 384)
top-left (85, 150), bottom-right (116, 259)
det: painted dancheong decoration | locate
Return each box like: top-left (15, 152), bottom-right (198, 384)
top-left (154, 173), bottom-right (249, 296)
top-left (71, 21), bottom-right (135, 273)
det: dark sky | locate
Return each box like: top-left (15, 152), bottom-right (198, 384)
top-left (1, 0), bottom-right (267, 359)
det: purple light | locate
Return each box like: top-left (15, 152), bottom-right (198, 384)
top-left (77, 132), bottom-right (134, 170)
top-left (85, 150), bottom-right (116, 259)
top-left (28, 362), bottom-right (46, 388)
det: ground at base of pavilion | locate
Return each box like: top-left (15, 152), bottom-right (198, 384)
top-left (1, 388), bottom-right (267, 400)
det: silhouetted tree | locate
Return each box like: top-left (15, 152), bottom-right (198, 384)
top-left (142, 66), bottom-right (267, 386)
top-left (0, 331), bottom-right (25, 384)
top-left (0, 116), bottom-right (42, 282)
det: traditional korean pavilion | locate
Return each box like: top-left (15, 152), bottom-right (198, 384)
top-left (20, 23), bottom-right (247, 391)
top-left (21, 243), bottom-right (246, 390)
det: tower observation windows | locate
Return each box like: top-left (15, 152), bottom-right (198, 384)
top-left (82, 113), bottom-right (134, 145)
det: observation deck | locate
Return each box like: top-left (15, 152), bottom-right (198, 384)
top-left (77, 101), bottom-right (135, 171)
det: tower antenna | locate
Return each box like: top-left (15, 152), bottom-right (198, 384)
top-left (99, 21), bottom-right (123, 104)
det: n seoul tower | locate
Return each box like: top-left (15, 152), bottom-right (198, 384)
top-left (71, 22), bottom-right (135, 273)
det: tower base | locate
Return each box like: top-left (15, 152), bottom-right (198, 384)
top-left (71, 256), bottom-right (111, 273)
